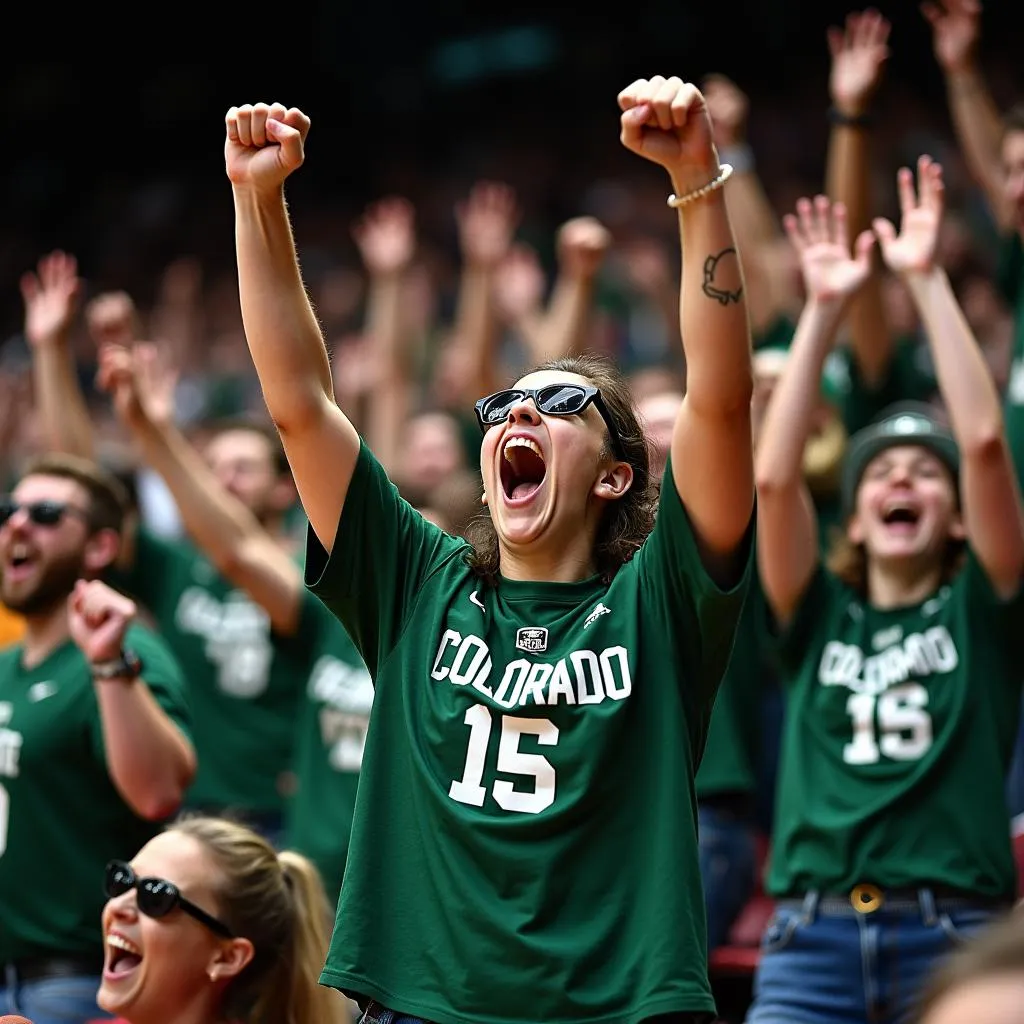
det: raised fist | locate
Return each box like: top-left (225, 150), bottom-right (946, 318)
top-left (225, 103), bottom-right (311, 193)
top-left (618, 77), bottom-right (719, 193)
top-left (557, 217), bottom-right (611, 280)
top-left (702, 75), bottom-right (749, 149)
top-left (69, 580), bottom-right (137, 666)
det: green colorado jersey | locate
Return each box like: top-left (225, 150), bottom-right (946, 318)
top-left (768, 558), bottom-right (1024, 899)
top-left (695, 577), bottom-right (766, 798)
top-left (284, 596), bottom-right (372, 903)
top-left (997, 232), bottom-right (1024, 487)
top-left (305, 442), bottom-right (753, 1024)
top-left (109, 527), bottom-right (311, 814)
top-left (0, 623), bottom-right (191, 961)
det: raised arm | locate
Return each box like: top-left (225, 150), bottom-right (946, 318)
top-left (97, 341), bottom-right (305, 634)
top-left (225, 103), bottom-right (360, 553)
top-left (755, 198), bottom-right (875, 622)
top-left (528, 217), bottom-right (611, 364)
top-left (70, 580), bottom-right (195, 820)
top-left (923, 0), bottom-right (1013, 229)
top-left (874, 157), bottom-right (1024, 595)
top-left (825, 9), bottom-right (894, 386)
top-left (352, 197), bottom-right (417, 476)
top-left (619, 77), bottom-right (753, 577)
top-left (20, 251), bottom-right (94, 459)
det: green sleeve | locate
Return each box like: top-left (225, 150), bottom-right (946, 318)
top-left (304, 441), bottom-right (465, 676)
top-left (996, 233), bottom-right (1024, 308)
top-left (959, 549), bottom-right (1024, 644)
top-left (106, 527), bottom-right (189, 613)
top-left (635, 459), bottom-right (755, 715)
top-left (90, 623), bottom-right (193, 762)
top-left (771, 566), bottom-right (844, 679)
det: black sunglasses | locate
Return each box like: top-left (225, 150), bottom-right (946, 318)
top-left (0, 499), bottom-right (90, 529)
top-left (474, 384), bottom-right (626, 459)
top-left (105, 860), bottom-right (234, 939)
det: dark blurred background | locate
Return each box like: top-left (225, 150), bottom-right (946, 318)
top-left (2, 1), bottom-right (1022, 338)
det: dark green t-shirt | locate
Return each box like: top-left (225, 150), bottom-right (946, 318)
top-left (767, 557), bottom-right (1024, 899)
top-left (284, 596), bottom-right (372, 904)
top-left (997, 232), bottom-right (1024, 488)
top-left (305, 442), bottom-right (753, 1024)
top-left (695, 578), bottom-right (767, 798)
top-left (0, 623), bottom-right (191, 961)
top-left (108, 528), bottom-right (312, 814)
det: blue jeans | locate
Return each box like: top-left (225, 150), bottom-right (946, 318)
top-left (0, 968), bottom-right (109, 1024)
top-left (698, 802), bottom-right (758, 950)
top-left (745, 890), bottom-right (1003, 1023)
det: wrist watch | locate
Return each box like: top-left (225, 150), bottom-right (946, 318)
top-left (90, 648), bottom-right (144, 682)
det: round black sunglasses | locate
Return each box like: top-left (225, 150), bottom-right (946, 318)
top-left (473, 384), bottom-right (626, 459)
top-left (105, 860), bottom-right (234, 938)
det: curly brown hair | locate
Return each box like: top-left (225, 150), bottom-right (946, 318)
top-left (465, 353), bottom-right (656, 586)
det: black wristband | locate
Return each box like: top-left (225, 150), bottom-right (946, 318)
top-left (828, 106), bottom-right (872, 129)
top-left (91, 648), bottom-right (143, 682)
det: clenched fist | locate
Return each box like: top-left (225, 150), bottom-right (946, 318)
top-left (618, 77), bottom-right (720, 194)
top-left (69, 580), bottom-right (137, 665)
top-left (224, 103), bottom-right (311, 193)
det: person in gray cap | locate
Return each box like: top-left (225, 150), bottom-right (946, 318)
top-left (750, 158), bottom-right (1024, 1024)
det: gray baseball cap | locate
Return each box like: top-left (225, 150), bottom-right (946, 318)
top-left (841, 401), bottom-right (960, 514)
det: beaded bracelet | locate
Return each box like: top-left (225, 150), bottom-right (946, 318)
top-left (667, 163), bottom-right (734, 209)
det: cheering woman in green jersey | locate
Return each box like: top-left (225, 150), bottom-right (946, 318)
top-left (223, 79), bottom-right (754, 1024)
top-left (751, 159), bottom-right (1024, 1024)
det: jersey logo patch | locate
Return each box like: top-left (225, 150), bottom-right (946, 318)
top-left (516, 627), bottom-right (548, 653)
top-left (28, 681), bottom-right (58, 702)
top-left (584, 603), bottom-right (611, 629)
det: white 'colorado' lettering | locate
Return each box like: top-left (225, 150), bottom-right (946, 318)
top-left (430, 632), bottom-right (632, 708)
top-left (818, 626), bottom-right (959, 696)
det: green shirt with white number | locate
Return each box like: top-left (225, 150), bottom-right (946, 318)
top-left (108, 528), bottom-right (312, 814)
top-left (284, 597), bottom-right (372, 904)
top-left (0, 623), bottom-right (191, 961)
top-left (767, 557), bottom-right (1023, 899)
top-left (305, 442), bottom-right (753, 1024)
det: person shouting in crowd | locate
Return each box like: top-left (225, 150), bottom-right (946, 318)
top-left (95, 338), bottom-right (372, 906)
top-left (98, 815), bottom-right (349, 1024)
top-left (0, 456), bottom-right (193, 1024)
top-left (20, 256), bottom-right (310, 844)
top-left (750, 160), bottom-right (1023, 1024)
top-left (224, 75), bottom-right (754, 1024)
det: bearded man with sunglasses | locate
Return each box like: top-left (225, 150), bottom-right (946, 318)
top-left (0, 453), bottom-right (194, 1024)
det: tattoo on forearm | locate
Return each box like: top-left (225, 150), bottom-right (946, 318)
top-left (702, 248), bottom-right (743, 306)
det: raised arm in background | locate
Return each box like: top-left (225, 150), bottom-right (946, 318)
top-left (70, 579), bottom-right (196, 819)
top-left (527, 216), bottom-right (611, 364)
top-left (96, 341), bottom-right (306, 634)
top-left (351, 197), bottom-right (417, 476)
top-left (618, 76), bottom-right (754, 574)
top-left (703, 73), bottom-right (800, 334)
top-left (923, 0), bottom-right (1013, 229)
top-left (874, 157), bottom-right (1024, 594)
top-left (225, 103), bottom-right (359, 554)
top-left (756, 199), bottom-right (875, 622)
top-left (20, 251), bottom-right (94, 458)
top-left (825, 8), bottom-right (895, 386)
top-left (448, 181), bottom-right (520, 401)
top-left (493, 242), bottom-right (549, 355)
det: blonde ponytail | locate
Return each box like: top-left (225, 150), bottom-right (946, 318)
top-left (169, 816), bottom-right (349, 1024)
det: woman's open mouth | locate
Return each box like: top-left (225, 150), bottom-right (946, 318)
top-left (500, 436), bottom-right (547, 505)
top-left (104, 932), bottom-right (144, 981)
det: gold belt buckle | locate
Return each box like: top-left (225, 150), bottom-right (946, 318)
top-left (850, 883), bottom-right (884, 914)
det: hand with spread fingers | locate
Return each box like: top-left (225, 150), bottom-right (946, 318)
top-left (617, 76), bottom-right (720, 195)
top-left (872, 155), bottom-right (946, 277)
top-left (224, 102), bottom-right (311, 194)
top-left (783, 195), bottom-right (876, 306)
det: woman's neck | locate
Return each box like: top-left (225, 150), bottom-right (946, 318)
top-left (498, 535), bottom-right (598, 584)
top-left (866, 558), bottom-right (944, 610)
